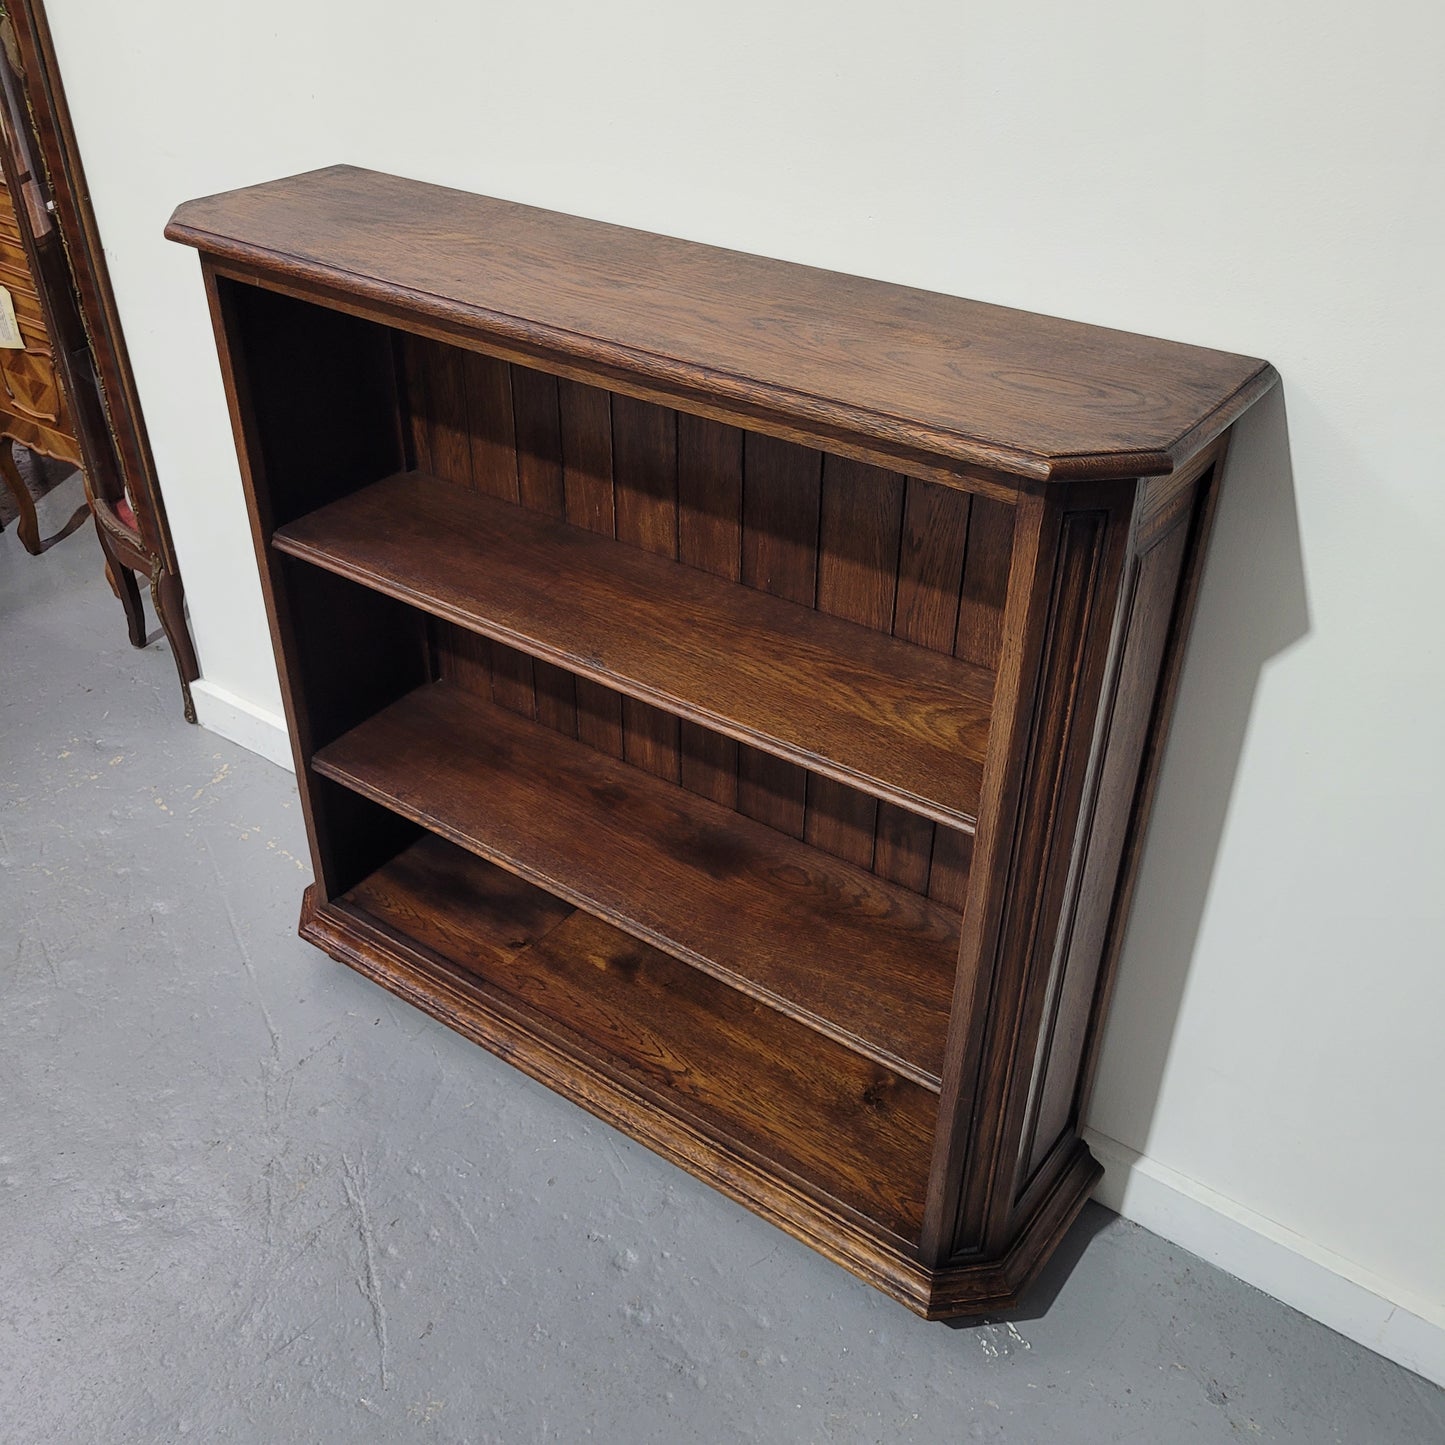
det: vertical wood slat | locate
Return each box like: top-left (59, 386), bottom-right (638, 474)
top-left (806, 455), bottom-right (905, 868)
top-left (426, 342), bottom-right (473, 488)
top-left (737, 433), bottom-right (821, 838)
top-left (955, 496), bottom-right (1014, 672)
top-left (443, 351), bottom-right (521, 708)
top-left (875, 478), bottom-right (972, 893)
top-left (513, 368), bottom-right (575, 736)
top-left (560, 378), bottom-right (624, 759)
top-left (677, 414), bottom-right (743, 808)
top-left (405, 337), bottom-right (472, 697)
top-left (612, 393), bottom-right (680, 781)
top-left (465, 353), bottom-right (519, 500)
top-left (398, 334), bottom-right (432, 476)
top-left (463, 355), bottom-right (529, 716)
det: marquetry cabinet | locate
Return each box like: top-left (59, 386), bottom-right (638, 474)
top-left (168, 167), bottom-right (1275, 1316)
top-left (0, 167), bottom-right (80, 552)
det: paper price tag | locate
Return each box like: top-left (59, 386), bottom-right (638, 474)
top-left (0, 286), bottom-right (23, 349)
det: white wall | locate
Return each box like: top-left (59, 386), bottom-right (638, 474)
top-left (47, 0), bottom-right (1444, 1380)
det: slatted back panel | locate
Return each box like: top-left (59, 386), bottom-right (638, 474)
top-left (402, 336), bottom-right (1013, 902)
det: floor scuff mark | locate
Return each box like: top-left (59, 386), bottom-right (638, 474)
top-left (342, 1151), bottom-right (391, 1391)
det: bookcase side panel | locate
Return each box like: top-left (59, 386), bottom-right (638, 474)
top-left (921, 482), bottom-right (1136, 1265)
top-left (1009, 482), bottom-right (1203, 1215)
top-left (202, 268), bottom-right (421, 897)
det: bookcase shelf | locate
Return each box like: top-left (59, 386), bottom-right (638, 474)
top-left (169, 165), bottom-right (1276, 1318)
top-left (313, 680), bottom-right (960, 1087)
top-left (336, 833), bottom-right (939, 1241)
top-left (277, 469), bottom-right (995, 829)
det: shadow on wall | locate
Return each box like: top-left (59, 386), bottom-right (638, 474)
top-left (1086, 382), bottom-right (1310, 1150)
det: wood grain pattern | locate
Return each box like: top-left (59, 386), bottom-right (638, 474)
top-left (923, 494), bottom-right (1134, 1263)
top-left (806, 455), bottom-right (905, 868)
top-left (737, 434), bottom-right (821, 838)
top-left (557, 378), bottom-right (622, 757)
top-left (168, 165), bottom-right (1276, 482)
top-left (955, 496), bottom-right (1015, 672)
top-left (677, 412), bottom-right (743, 807)
top-left (612, 394), bottom-right (680, 779)
top-left (1016, 510), bottom-right (1193, 1191)
top-left (464, 351), bottom-right (518, 498)
top-left (345, 834), bottom-right (936, 1238)
top-left (312, 681), bottom-right (962, 1087)
top-left (178, 169), bottom-right (1274, 1316)
top-left (307, 874), bottom-right (1097, 1312)
top-left (510, 367), bottom-right (575, 735)
top-left (396, 346), bottom-right (1016, 882)
top-left (274, 471), bottom-right (994, 828)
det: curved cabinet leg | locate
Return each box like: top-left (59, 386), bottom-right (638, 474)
top-left (151, 564), bottom-right (199, 722)
top-left (0, 436), bottom-right (41, 555)
top-left (93, 515), bottom-right (147, 648)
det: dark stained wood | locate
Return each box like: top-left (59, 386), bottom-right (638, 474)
top-left (927, 826), bottom-right (974, 912)
top-left (1073, 447), bottom-right (1231, 1128)
top-left (612, 393), bottom-right (680, 779)
top-left (1016, 511), bottom-right (1194, 1191)
top-left (177, 169), bottom-right (1275, 1317)
top-left (399, 333), bottom-right (434, 474)
top-left (878, 476), bottom-right (975, 892)
top-left (612, 391), bottom-right (678, 555)
top-left (559, 378), bottom-right (614, 532)
top-left (895, 478), bottom-right (970, 652)
top-left (676, 413), bottom-right (743, 808)
top-left (511, 365), bottom-right (564, 514)
top-left (677, 412), bottom-right (743, 579)
top-left (737, 433), bottom-right (820, 838)
top-left (872, 805), bottom-right (935, 895)
top-left (167, 165), bottom-right (1277, 484)
top-left (463, 351), bottom-right (518, 498)
top-left (423, 337), bottom-right (472, 485)
top-left (307, 871), bottom-right (1095, 1313)
top-left (620, 696), bottom-right (680, 784)
top-left (955, 496), bottom-right (1015, 672)
top-left (345, 835), bottom-right (936, 1238)
top-left (312, 681), bottom-right (961, 1087)
top-left (274, 471), bottom-right (995, 828)
top-left (509, 366), bottom-right (574, 735)
top-left (803, 454), bottom-right (903, 868)
top-left (556, 377), bottom-right (621, 757)
top-left (923, 491), bottom-right (1135, 1264)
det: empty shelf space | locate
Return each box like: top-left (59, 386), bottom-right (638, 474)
top-left (338, 835), bottom-right (937, 1239)
top-left (275, 471), bottom-right (993, 828)
top-left (312, 682), bottom-right (961, 1087)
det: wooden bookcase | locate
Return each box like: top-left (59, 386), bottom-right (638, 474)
top-left (167, 167), bottom-right (1276, 1316)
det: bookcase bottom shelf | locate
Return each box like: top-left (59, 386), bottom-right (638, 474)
top-left (334, 832), bottom-right (935, 1238)
top-left (312, 680), bottom-right (960, 1088)
top-left (303, 833), bottom-right (1102, 1317)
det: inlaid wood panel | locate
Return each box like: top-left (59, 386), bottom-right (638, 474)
top-left (400, 338), bottom-right (1013, 898)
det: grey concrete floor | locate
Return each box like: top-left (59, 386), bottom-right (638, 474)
top-left (3, 475), bottom-right (1442, 1445)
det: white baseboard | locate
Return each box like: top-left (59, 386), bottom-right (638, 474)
top-left (191, 678), bottom-right (294, 772)
top-left (1085, 1127), bottom-right (1445, 1388)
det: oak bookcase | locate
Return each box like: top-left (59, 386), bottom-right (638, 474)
top-left (168, 167), bottom-right (1276, 1316)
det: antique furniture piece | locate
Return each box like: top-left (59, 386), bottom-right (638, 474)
top-left (0, 4), bottom-right (198, 713)
top-left (168, 166), bottom-right (1276, 1316)
top-left (0, 164), bottom-right (80, 553)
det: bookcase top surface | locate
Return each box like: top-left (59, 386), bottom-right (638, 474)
top-left (168, 164), bottom-right (1276, 483)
